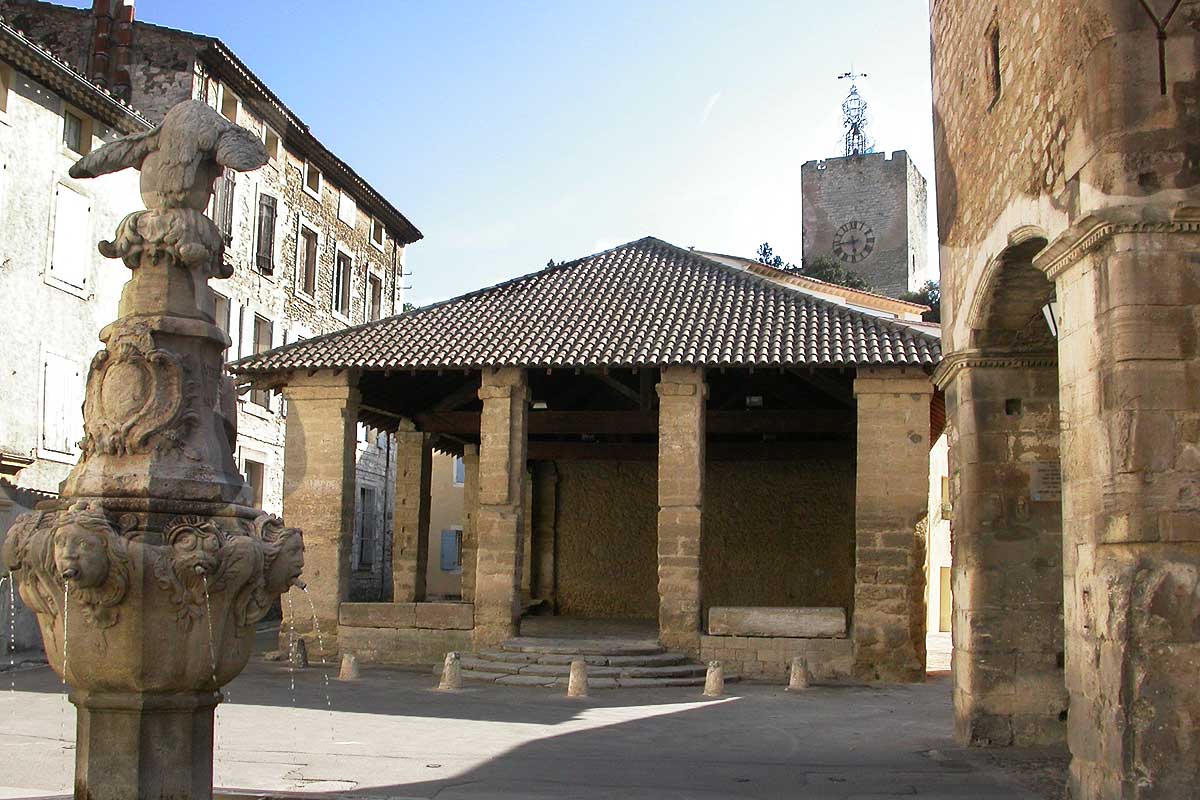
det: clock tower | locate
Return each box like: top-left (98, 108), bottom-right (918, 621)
top-left (800, 150), bottom-right (929, 298)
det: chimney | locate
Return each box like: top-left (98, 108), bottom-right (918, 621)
top-left (89, 0), bottom-right (135, 100)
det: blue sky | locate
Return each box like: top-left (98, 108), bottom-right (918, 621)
top-left (69, 1), bottom-right (937, 305)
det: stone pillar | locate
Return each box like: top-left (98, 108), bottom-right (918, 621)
top-left (473, 368), bottom-right (529, 648)
top-left (852, 368), bottom-right (933, 682)
top-left (532, 461), bottom-right (558, 606)
top-left (942, 361), bottom-right (1065, 746)
top-left (521, 467), bottom-right (533, 602)
top-left (281, 369), bottom-right (360, 657)
top-left (72, 690), bottom-right (217, 800)
top-left (1039, 220), bottom-right (1200, 798)
top-left (656, 366), bottom-right (706, 656)
top-left (391, 427), bottom-right (432, 602)
top-left (460, 444), bottom-right (479, 603)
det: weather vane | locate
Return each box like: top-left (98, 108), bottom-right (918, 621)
top-left (838, 70), bottom-right (873, 157)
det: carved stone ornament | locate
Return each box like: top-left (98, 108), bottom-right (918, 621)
top-left (81, 321), bottom-right (197, 458)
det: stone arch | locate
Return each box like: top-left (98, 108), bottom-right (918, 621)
top-left (942, 231), bottom-right (1067, 747)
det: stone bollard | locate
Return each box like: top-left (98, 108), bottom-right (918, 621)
top-left (289, 637), bottom-right (308, 668)
top-left (339, 653), bottom-right (360, 681)
top-left (787, 656), bottom-right (811, 691)
top-left (703, 660), bottom-right (724, 698)
top-left (567, 659), bottom-right (588, 698)
top-left (438, 651), bottom-right (463, 691)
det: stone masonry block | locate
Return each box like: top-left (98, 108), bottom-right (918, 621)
top-left (708, 607), bottom-right (847, 638)
top-left (414, 602), bottom-right (474, 630)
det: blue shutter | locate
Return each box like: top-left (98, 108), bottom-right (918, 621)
top-left (441, 529), bottom-right (461, 572)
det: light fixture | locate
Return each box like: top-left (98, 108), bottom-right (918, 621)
top-left (531, 401), bottom-right (548, 410)
top-left (745, 395), bottom-right (764, 408)
top-left (1041, 300), bottom-right (1059, 338)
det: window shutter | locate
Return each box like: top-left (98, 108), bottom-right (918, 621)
top-left (43, 353), bottom-right (83, 455)
top-left (216, 169), bottom-right (236, 243)
top-left (50, 185), bottom-right (90, 289)
top-left (441, 529), bottom-right (461, 572)
top-left (255, 194), bottom-right (276, 274)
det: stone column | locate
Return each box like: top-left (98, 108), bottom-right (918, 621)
top-left (392, 426), bottom-right (432, 602)
top-left (656, 366), bottom-right (706, 656)
top-left (532, 461), bottom-right (559, 606)
top-left (460, 444), bottom-right (479, 603)
top-left (281, 369), bottom-right (360, 657)
top-left (521, 467), bottom-right (534, 601)
top-left (1039, 220), bottom-right (1200, 798)
top-left (473, 368), bottom-right (529, 648)
top-left (942, 361), bottom-right (1065, 746)
top-left (852, 368), bottom-right (933, 682)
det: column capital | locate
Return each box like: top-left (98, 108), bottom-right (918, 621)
top-left (853, 368), bottom-right (934, 398)
top-left (281, 369), bottom-right (360, 403)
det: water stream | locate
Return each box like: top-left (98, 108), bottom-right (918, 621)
top-left (284, 592), bottom-right (297, 707)
top-left (301, 586), bottom-right (335, 744)
top-left (60, 580), bottom-right (69, 747)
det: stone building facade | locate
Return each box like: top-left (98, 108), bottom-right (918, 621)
top-left (0, 16), bottom-right (147, 651)
top-left (801, 150), bottom-right (928, 297)
top-left (931, 1), bottom-right (1200, 797)
top-left (0, 0), bottom-right (424, 604)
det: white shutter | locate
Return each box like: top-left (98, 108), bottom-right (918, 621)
top-left (50, 185), bottom-right (91, 289)
top-left (338, 191), bottom-right (356, 226)
top-left (238, 305), bottom-right (254, 361)
top-left (270, 321), bottom-right (284, 413)
top-left (43, 353), bottom-right (83, 456)
top-left (227, 301), bottom-right (242, 359)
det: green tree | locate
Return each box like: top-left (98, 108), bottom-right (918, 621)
top-left (898, 280), bottom-right (941, 323)
top-left (755, 242), bottom-right (873, 292)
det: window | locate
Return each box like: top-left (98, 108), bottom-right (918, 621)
top-left (371, 217), bottom-right (385, 248)
top-left (213, 291), bottom-right (231, 359)
top-left (250, 315), bottom-right (273, 407)
top-left (254, 193), bottom-right (277, 274)
top-left (987, 23), bottom-right (1002, 108)
top-left (213, 168), bottom-right (235, 244)
top-left (49, 184), bottom-right (91, 291)
top-left (367, 273), bottom-right (382, 321)
top-left (220, 86), bottom-right (239, 121)
top-left (440, 528), bottom-right (463, 573)
top-left (304, 161), bottom-right (321, 197)
top-left (337, 190), bottom-right (356, 227)
top-left (298, 223), bottom-right (318, 297)
top-left (357, 486), bottom-right (377, 568)
top-left (62, 110), bottom-right (86, 154)
top-left (453, 456), bottom-right (465, 487)
top-left (357, 422), bottom-right (369, 443)
top-left (262, 126), bottom-right (281, 162)
top-left (243, 459), bottom-right (265, 508)
top-left (42, 352), bottom-right (84, 458)
top-left (332, 249), bottom-right (352, 317)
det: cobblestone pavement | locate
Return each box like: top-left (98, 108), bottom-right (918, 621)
top-left (0, 650), bottom-right (1068, 800)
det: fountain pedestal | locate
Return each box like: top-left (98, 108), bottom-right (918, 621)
top-left (2, 100), bottom-right (305, 800)
top-left (73, 690), bottom-right (220, 800)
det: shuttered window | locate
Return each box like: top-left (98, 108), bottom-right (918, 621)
top-left (213, 168), bottom-right (235, 244)
top-left (213, 291), bottom-right (231, 359)
top-left (368, 273), bottom-right (382, 321)
top-left (299, 225), bottom-right (318, 297)
top-left (337, 190), bottom-right (356, 227)
top-left (50, 185), bottom-right (91, 290)
top-left (440, 529), bottom-right (463, 573)
top-left (254, 193), bottom-right (277, 274)
top-left (42, 352), bottom-right (84, 456)
top-left (250, 315), bottom-right (273, 407)
top-left (333, 250), bottom-right (352, 317)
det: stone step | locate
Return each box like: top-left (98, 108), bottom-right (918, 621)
top-left (499, 637), bottom-right (665, 657)
top-left (461, 669), bottom-right (714, 689)
top-left (478, 649), bottom-right (689, 668)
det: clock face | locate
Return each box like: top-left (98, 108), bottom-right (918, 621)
top-left (832, 221), bottom-right (875, 264)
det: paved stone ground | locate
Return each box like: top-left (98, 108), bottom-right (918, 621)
top-left (0, 645), bottom-right (1067, 799)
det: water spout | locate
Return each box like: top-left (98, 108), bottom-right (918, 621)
top-left (61, 568), bottom-right (79, 581)
top-left (292, 579), bottom-right (306, 590)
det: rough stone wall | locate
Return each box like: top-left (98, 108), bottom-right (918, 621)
top-left (801, 151), bottom-right (925, 297)
top-left (554, 460), bottom-right (658, 619)
top-left (702, 457), bottom-right (855, 615)
top-left (553, 455), bottom-right (856, 621)
top-left (933, 1), bottom-right (1200, 795)
top-left (946, 365), bottom-right (1065, 746)
top-left (700, 635), bottom-right (852, 681)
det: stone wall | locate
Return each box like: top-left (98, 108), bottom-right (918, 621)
top-left (339, 602), bottom-right (473, 665)
top-left (700, 635), bottom-right (852, 681)
top-left (552, 456), bottom-right (857, 621)
top-left (801, 150), bottom-right (926, 296)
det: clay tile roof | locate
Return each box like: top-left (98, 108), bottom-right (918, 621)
top-left (230, 237), bottom-right (942, 376)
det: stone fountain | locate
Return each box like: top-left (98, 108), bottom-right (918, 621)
top-left (2, 100), bottom-right (305, 800)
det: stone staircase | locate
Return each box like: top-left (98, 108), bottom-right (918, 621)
top-left (458, 636), bottom-right (719, 689)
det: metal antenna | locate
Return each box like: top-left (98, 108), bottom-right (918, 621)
top-left (838, 71), bottom-right (873, 156)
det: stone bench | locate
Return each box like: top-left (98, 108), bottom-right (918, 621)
top-left (707, 606), bottom-right (847, 639)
